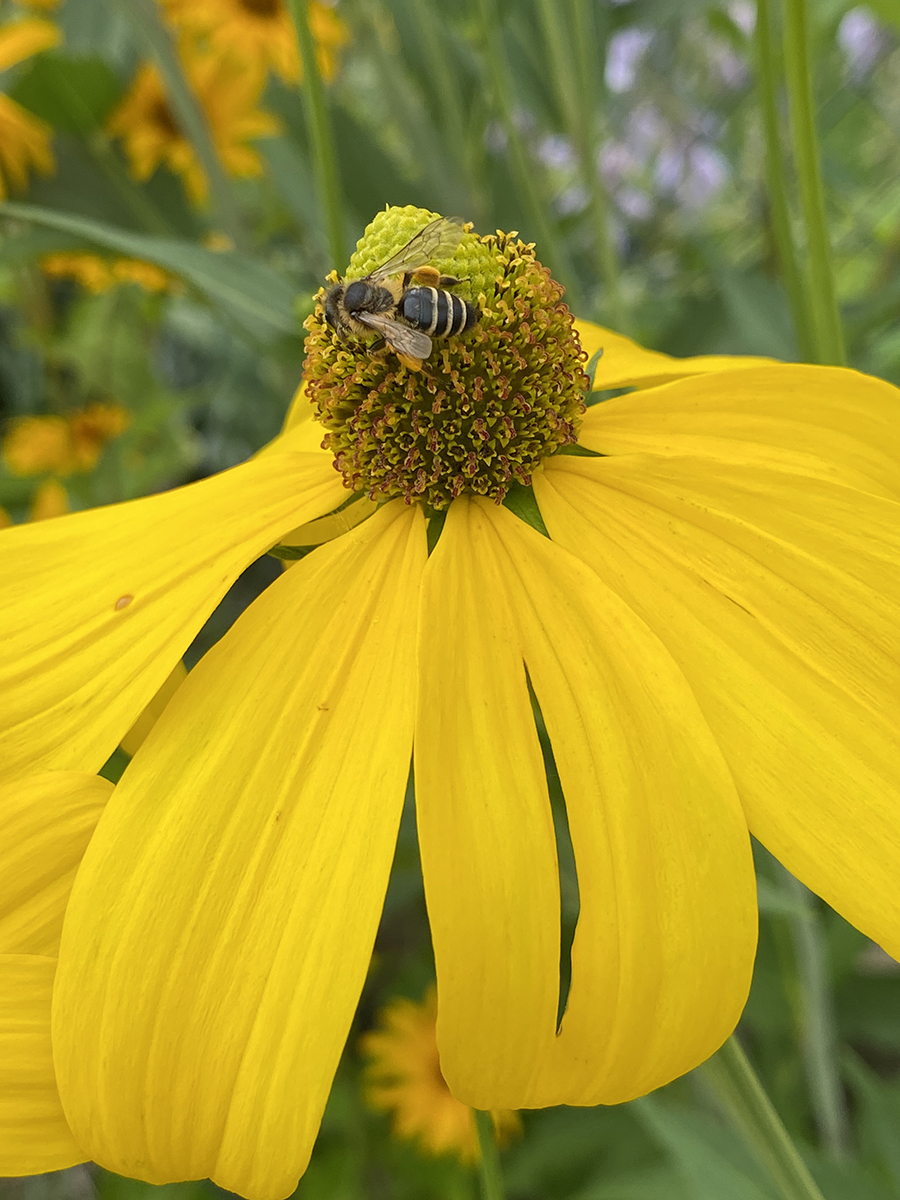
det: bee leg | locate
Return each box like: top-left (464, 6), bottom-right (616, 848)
top-left (397, 352), bottom-right (425, 372)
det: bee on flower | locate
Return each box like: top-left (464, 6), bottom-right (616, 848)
top-left (0, 206), bottom-right (898, 1200)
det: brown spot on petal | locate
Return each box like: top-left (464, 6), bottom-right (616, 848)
top-left (114, 595), bottom-right (133, 611)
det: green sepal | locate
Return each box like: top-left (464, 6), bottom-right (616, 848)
top-left (555, 443), bottom-right (603, 458)
top-left (502, 482), bottom-right (550, 538)
top-left (585, 345), bottom-right (604, 389)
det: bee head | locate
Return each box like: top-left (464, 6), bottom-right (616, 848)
top-left (323, 285), bottom-right (344, 334)
top-left (343, 280), bottom-right (369, 311)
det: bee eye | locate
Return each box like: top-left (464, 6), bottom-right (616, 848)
top-left (344, 281), bottom-right (368, 309)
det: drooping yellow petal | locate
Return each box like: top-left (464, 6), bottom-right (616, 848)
top-left (416, 499), bottom-right (561, 1105)
top-left (537, 456), bottom-right (900, 959)
top-left (0, 447), bottom-right (345, 780)
top-left (575, 319), bottom-right (775, 393)
top-left (578, 365), bottom-right (900, 499)
top-left (0, 954), bottom-right (86, 1174)
top-left (0, 772), bottom-right (110, 955)
top-left (119, 661), bottom-right (187, 758)
top-left (53, 501), bottom-right (426, 1200)
top-left (416, 498), bottom-right (756, 1110)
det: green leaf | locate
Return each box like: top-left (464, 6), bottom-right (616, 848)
top-left (843, 1052), bottom-right (900, 1190)
top-left (631, 1095), bottom-right (781, 1200)
top-left (572, 1166), bottom-right (691, 1200)
top-left (0, 201), bottom-right (299, 342)
top-left (11, 54), bottom-right (121, 134)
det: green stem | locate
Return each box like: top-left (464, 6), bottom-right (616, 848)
top-left (700, 1036), bottom-right (827, 1200)
top-left (472, 0), bottom-right (581, 307)
top-left (111, 0), bottom-right (244, 246)
top-left (474, 1110), bottom-right (505, 1200)
top-left (285, 0), bottom-right (347, 271)
top-left (753, 0), bottom-right (815, 361)
top-left (780, 871), bottom-right (850, 1159)
top-left (781, 0), bottom-right (846, 364)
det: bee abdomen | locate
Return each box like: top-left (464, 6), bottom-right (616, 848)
top-left (401, 287), bottom-right (478, 338)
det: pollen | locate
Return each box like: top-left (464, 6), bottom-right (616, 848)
top-left (302, 206), bottom-right (589, 509)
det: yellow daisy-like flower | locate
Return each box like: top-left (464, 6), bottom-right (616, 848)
top-left (1, 206), bottom-right (899, 1198)
top-left (0, 16), bottom-right (60, 199)
top-left (41, 253), bottom-right (173, 294)
top-left (107, 48), bottom-right (279, 205)
top-left (2, 402), bottom-right (130, 477)
top-left (161, 0), bottom-right (348, 85)
top-left (362, 988), bottom-right (520, 1164)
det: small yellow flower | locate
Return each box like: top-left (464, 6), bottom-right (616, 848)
top-left (0, 17), bottom-right (60, 198)
top-left (362, 988), bottom-right (519, 1164)
top-left (2, 402), bottom-right (130, 477)
top-left (41, 253), bottom-right (172, 295)
top-left (161, 0), bottom-right (348, 85)
top-left (0, 207), bottom-right (898, 1199)
top-left (108, 47), bottom-right (280, 205)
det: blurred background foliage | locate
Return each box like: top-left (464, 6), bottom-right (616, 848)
top-left (2, 0), bottom-right (900, 1196)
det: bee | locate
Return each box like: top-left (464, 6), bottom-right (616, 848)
top-left (323, 216), bottom-right (479, 369)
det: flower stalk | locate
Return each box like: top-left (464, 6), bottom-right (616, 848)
top-left (699, 1036), bottom-right (828, 1200)
top-left (780, 870), bottom-right (850, 1160)
top-left (285, 0), bottom-right (348, 271)
top-left (753, 0), bottom-right (814, 361)
top-left (781, 0), bottom-right (846, 365)
top-left (474, 1110), bottom-right (506, 1200)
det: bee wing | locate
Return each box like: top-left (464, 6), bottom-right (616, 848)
top-left (356, 311), bottom-right (433, 359)
top-left (367, 217), bottom-right (466, 283)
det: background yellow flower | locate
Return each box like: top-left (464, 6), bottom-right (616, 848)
top-left (161, 0), bottom-right (348, 85)
top-left (362, 988), bottom-right (520, 1165)
top-left (2, 403), bottom-right (130, 477)
top-left (0, 16), bottom-right (59, 198)
top-left (107, 49), bottom-right (279, 205)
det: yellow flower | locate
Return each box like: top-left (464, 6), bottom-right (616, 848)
top-left (107, 48), bottom-right (280, 205)
top-left (3, 402), bottom-right (130, 477)
top-left (0, 206), bottom-right (899, 1198)
top-left (0, 17), bottom-right (60, 199)
top-left (41, 253), bottom-right (172, 294)
top-left (362, 988), bottom-right (519, 1164)
top-left (161, 0), bottom-right (349, 85)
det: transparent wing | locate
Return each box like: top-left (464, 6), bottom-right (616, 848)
top-left (356, 311), bottom-right (433, 359)
top-left (367, 217), bottom-right (466, 283)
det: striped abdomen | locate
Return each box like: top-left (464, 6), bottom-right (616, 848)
top-left (399, 287), bottom-right (478, 338)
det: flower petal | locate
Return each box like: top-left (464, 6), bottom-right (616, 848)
top-left (119, 661), bottom-right (187, 758)
top-left (416, 498), bottom-right (756, 1110)
top-left (53, 501), bottom-right (426, 1200)
top-left (0, 772), bottom-right (111, 955)
top-left (579, 365), bottom-right (900, 499)
top-left (576, 319), bottom-right (775, 393)
top-left (415, 499), bottom-right (560, 1106)
top-left (0, 449), bottom-right (345, 780)
top-left (0, 18), bottom-right (61, 72)
top-left (0, 954), bottom-right (86, 1174)
top-left (537, 456), bottom-right (900, 958)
